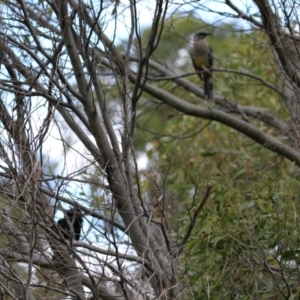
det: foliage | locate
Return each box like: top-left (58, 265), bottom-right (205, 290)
top-left (0, 0), bottom-right (299, 299)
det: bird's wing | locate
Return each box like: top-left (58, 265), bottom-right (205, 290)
top-left (208, 46), bottom-right (213, 70)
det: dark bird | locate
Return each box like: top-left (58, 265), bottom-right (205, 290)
top-left (57, 208), bottom-right (83, 241)
top-left (190, 32), bottom-right (214, 100)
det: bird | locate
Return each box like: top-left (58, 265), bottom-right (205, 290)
top-left (190, 32), bottom-right (214, 100)
top-left (57, 208), bottom-right (83, 241)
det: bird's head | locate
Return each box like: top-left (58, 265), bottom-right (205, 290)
top-left (194, 32), bottom-right (211, 41)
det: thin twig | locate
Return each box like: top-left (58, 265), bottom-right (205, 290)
top-left (172, 182), bottom-right (213, 257)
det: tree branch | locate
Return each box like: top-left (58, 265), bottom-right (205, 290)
top-left (173, 183), bottom-right (213, 257)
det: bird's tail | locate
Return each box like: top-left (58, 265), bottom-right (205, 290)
top-left (204, 73), bottom-right (213, 100)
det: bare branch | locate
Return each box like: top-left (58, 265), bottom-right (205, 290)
top-left (173, 183), bottom-right (213, 257)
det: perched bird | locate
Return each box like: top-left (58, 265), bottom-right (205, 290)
top-left (57, 208), bottom-right (83, 241)
top-left (190, 32), bottom-right (214, 100)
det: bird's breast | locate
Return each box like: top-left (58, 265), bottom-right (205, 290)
top-left (193, 57), bottom-right (207, 69)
